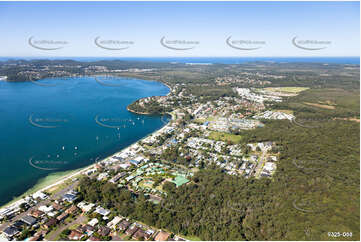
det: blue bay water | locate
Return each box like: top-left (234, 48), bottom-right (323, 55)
top-left (0, 76), bottom-right (169, 206)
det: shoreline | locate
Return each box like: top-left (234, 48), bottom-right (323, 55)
top-left (1, 109), bottom-right (173, 210)
top-left (126, 77), bottom-right (172, 115)
top-left (0, 76), bottom-right (173, 210)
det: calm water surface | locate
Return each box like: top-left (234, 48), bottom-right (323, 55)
top-left (0, 76), bottom-right (169, 206)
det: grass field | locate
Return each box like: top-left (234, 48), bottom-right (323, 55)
top-left (264, 87), bottom-right (309, 93)
top-left (139, 179), bottom-right (154, 189)
top-left (46, 173), bottom-right (85, 195)
top-left (274, 109), bottom-right (294, 114)
top-left (194, 116), bottom-right (216, 124)
top-left (208, 131), bottom-right (242, 143)
top-left (206, 116), bottom-right (216, 121)
top-left (194, 118), bottom-right (206, 124)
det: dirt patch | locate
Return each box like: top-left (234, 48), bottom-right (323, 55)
top-left (264, 87), bottom-right (309, 93)
top-left (335, 117), bottom-right (360, 123)
top-left (349, 118), bottom-right (360, 123)
top-left (275, 109), bottom-right (294, 115)
top-left (321, 100), bottom-right (336, 106)
top-left (303, 102), bottom-right (336, 110)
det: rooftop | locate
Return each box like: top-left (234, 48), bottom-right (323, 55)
top-left (172, 176), bottom-right (189, 187)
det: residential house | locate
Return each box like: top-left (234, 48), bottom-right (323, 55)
top-left (125, 225), bottom-right (138, 236)
top-left (76, 225), bottom-right (86, 234)
top-left (32, 191), bottom-right (47, 200)
top-left (68, 230), bottom-right (84, 240)
top-left (65, 205), bottom-right (78, 214)
top-left (88, 218), bottom-right (99, 227)
top-left (94, 206), bottom-right (110, 216)
top-left (83, 225), bottom-right (95, 235)
top-left (77, 201), bottom-right (95, 213)
top-left (133, 228), bottom-right (146, 240)
top-left (2, 226), bottom-right (20, 239)
top-left (144, 229), bottom-right (154, 240)
top-left (43, 218), bottom-right (57, 229)
top-left (30, 209), bottom-right (44, 218)
top-left (118, 220), bottom-right (131, 231)
top-left (98, 226), bottom-right (111, 237)
top-left (62, 193), bottom-right (77, 203)
top-left (88, 236), bottom-right (102, 241)
top-left (29, 234), bottom-right (42, 241)
top-left (107, 216), bottom-right (122, 229)
top-left (155, 231), bottom-right (170, 241)
top-left (52, 202), bottom-right (64, 211)
top-left (38, 205), bottom-right (53, 213)
top-left (13, 220), bottom-right (24, 228)
top-left (20, 215), bottom-right (37, 226)
top-left (29, 230), bottom-right (46, 241)
top-left (56, 212), bottom-right (68, 222)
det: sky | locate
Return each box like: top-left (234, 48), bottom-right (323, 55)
top-left (0, 1), bottom-right (359, 57)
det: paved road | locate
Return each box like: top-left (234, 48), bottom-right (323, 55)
top-left (46, 214), bottom-right (86, 241)
top-left (253, 150), bottom-right (267, 178)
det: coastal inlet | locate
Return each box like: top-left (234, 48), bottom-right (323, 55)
top-left (0, 76), bottom-right (170, 206)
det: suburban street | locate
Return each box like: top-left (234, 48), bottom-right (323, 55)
top-left (0, 180), bottom-right (79, 232)
top-left (46, 215), bottom-right (86, 241)
top-left (253, 150), bottom-right (267, 178)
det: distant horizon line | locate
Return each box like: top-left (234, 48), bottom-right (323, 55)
top-left (0, 56), bottom-right (359, 58)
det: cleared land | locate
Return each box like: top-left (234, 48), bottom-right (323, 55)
top-left (335, 117), bottom-right (360, 123)
top-left (274, 109), bottom-right (294, 114)
top-left (264, 87), bottom-right (309, 93)
top-left (194, 116), bottom-right (216, 124)
top-left (208, 131), bottom-right (242, 143)
top-left (303, 102), bottom-right (336, 110)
